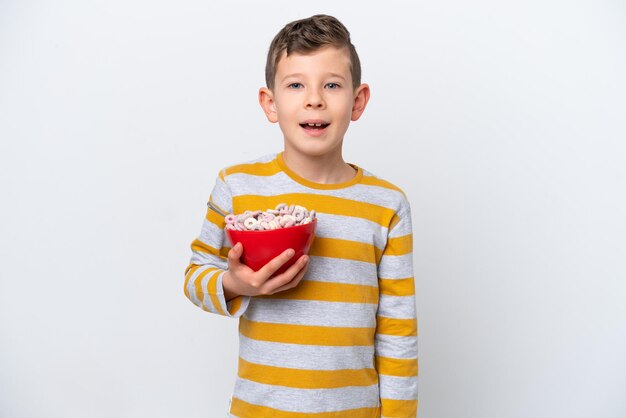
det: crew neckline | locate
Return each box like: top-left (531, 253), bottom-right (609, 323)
top-left (276, 151), bottom-right (363, 190)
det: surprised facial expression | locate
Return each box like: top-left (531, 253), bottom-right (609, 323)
top-left (262, 46), bottom-right (361, 158)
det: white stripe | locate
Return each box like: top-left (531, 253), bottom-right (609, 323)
top-left (375, 334), bottom-right (419, 359)
top-left (378, 253), bottom-right (413, 279)
top-left (186, 266), bottom-right (210, 306)
top-left (201, 293), bottom-right (217, 313)
top-left (233, 378), bottom-right (380, 413)
top-left (200, 270), bottom-right (216, 312)
top-left (377, 295), bottom-right (416, 319)
top-left (189, 249), bottom-right (227, 270)
top-left (244, 298), bottom-right (377, 328)
top-left (314, 213), bottom-right (388, 250)
top-left (378, 375), bottom-right (418, 400)
top-left (210, 177), bottom-right (232, 213)
top-left (239, 335), bottom-right (375, 370)
top-left (227, 171), bottom-right (405, 209)
top-left (306, 256), bottom-right (379, 286)
top-left (198, 218), bottom-right (225, 249)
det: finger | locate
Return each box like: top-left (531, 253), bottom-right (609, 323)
top-left (279, 254), bottom-right (309, 279)
top-left (269, 257), bottom-right (309, 294)
top-left (227, 242), bottom-right (244, 267)
top-left (258, 254), bottom-right (308, 295)
top-left (262, 255), bottom-right (309, 291)
top-left (257, 248), bottom-right (295, 279)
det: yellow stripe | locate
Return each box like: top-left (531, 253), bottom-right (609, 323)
top-left (190, 239), bottom-right (229, 259)
top-left (239, 317), bottom-right (375, 346)
top-left (207, 270), bottom-right (226, 315)
top-left (238, 357), bottom-right (377, 389)
top-left (224, 160), bottom-right (282, 177)
top-left (375, 356), bottom-right (418, 377)
top-left (381, 398), bottom-right (418, 417)
top-left (184, 264), bottom-right (202, 300)
top-left (231, 398), bottom-right (380, 418)
top-left (205, 203), bottom-right (226, 227)
top-left (193, 267), bottom-right (219, 304)
top-left (379, 278), bottom-right (415, 296)
top-left (228, 295), bottom-right (243, 316)
top-left (258, 280), bottom-right (378, 304)
top-left (376, 316), bottom-right (418, 337)
top-left (383, 234), bottom-right (412, 256)
top-left (360, 175), bottom-right (405, 195)
top-left (232, 193), bottom-right (395, 227)
top-left (309, 237), bottom-right (382, 264)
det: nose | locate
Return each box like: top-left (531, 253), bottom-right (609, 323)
top-left (305, 87), bottom-right (325, 109)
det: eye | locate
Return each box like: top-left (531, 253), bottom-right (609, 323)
top-left (288, 82), bottom-right (303, 89)
top-left (325, 83), bottom-right (340, 89)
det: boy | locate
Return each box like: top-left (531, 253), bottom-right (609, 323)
top-left (184, 14), bottom-right (418, 418)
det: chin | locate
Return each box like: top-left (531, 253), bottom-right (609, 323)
top-left (292, 142), bottom-right (342, 158)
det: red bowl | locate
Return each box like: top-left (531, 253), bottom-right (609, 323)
top-left (225, 219), bottom-right (317, 276)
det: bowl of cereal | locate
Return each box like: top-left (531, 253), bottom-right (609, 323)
top-left (224, 203), bottom-right (317, 275)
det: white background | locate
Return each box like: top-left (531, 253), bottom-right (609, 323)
top-left (1, 1), bottom-right (625, 417)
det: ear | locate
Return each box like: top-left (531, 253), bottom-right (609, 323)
top-left (258, 87), bottom-right (278, 123)
top-left (351, 83), bottom-right (371, 122)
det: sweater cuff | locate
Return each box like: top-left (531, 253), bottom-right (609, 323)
top-left (211, 271), bottom-right (250, 318)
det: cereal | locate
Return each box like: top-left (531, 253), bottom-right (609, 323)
top-left (225, 203), bottom-right (317, 231)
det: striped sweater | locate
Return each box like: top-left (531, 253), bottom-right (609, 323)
top-left (184, 152), bottom-right (418, 418)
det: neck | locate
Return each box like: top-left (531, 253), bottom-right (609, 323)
top-left (282, 146), bottom-right (357, 185)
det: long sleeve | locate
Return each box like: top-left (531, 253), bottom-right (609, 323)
top-left (183, 169), bottom-right (250, 318)
top-left (375, 197), bottom-right (418, 417)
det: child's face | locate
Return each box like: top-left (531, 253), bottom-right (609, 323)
top-left (259, 45), bottom-right (369, 159)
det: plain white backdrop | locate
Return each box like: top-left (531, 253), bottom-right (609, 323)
top-left (1, 1), bottom-right (625, 417)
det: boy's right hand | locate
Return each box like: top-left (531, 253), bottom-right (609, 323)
top-left (222, 242), bottom-right (310, 301)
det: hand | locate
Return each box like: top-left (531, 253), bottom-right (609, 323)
top-left (222, 242), bottom-right (310, 301)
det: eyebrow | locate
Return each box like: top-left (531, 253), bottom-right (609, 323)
top-left (281, 73), bottom-right (347, 82)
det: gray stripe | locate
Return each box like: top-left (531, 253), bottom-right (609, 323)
top-left (239, 335), bottom-right (375, 370)
top-left (306, 256), bottom-right (379, 286)
top-left (227, 171), bottom-right (406, 209)
top-left (245, 298), bottom-right (377, 328)
top-left (210, 177), bottom-right (233, 214)
top-left (199, 219), bottom-right (224, 249)
top-left (189, 248), bottom-right (226, 268)
top-left (189, 234), bottom-right (227, 265)
top-left (378, 375), bottom-right (418, 400)
top-left (375, 334), bottom-right (419, 359)
top-left (378, 254), bottom-right (413, 279)
top-left (313, 213), bottom-right (388, 250)
top-left (233, 378), bottom-right (380, 413)
top-left (377, 295), bottom-right (417, 319)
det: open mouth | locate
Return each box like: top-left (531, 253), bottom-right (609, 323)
top-left (299, 122), bottom-right (330, 131)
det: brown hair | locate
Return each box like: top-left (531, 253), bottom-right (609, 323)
top-left (265, 14), bottom-right (361, 92)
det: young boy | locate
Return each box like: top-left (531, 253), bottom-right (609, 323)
top-left (184, 14), bottom-right (418, 418)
